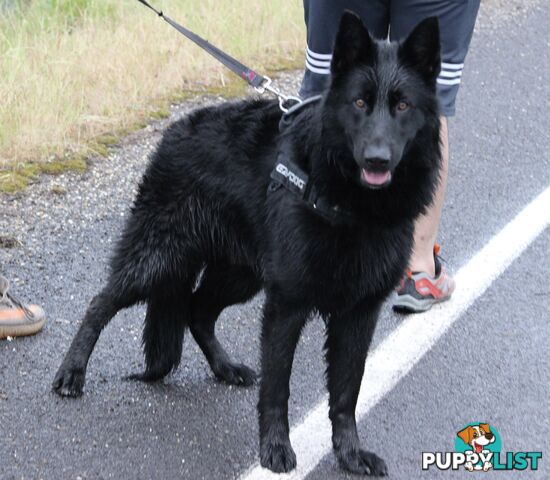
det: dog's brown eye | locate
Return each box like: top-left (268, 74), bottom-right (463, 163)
top-left (397, 100), bottom-right (409, 112)
top-left (355, 99), bottom-right (366, 109)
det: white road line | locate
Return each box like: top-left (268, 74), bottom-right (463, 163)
top-left (241, 186), bottom-right (550, 480)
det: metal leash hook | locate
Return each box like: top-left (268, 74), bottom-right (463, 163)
top-left (255, 77), bottom-right (302, 113)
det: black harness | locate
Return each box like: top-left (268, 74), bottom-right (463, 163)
top-left (268, 97), bottom-right (358, 226)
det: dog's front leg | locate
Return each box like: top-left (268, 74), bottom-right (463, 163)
top-left (258, 295), bottom-right (307, 473)
top-left (326, 301), bottom-right (388, 476)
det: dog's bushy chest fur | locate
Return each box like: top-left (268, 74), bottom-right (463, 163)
top-left (265, 191), bottom-right (413, 312)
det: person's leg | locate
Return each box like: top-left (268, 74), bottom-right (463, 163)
top-left (394, 0), bottom-right (479, 272)
top-left (390, 0), bottom-right (480, 311)
top-left (299, 0), bottom-right (389, 98)
top-left (409, 116), bottom-right (449, 276)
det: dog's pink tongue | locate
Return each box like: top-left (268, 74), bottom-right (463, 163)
top-left (362, 168), bottom-right (390, 185)
top-left (475, 444), bottom-right (483, 453)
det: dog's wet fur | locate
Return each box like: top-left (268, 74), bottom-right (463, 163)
top-left (53, 13), bottom-right (441, 476)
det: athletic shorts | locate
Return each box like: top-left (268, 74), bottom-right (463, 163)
top-left (300, 0), bottom-right (481, 116)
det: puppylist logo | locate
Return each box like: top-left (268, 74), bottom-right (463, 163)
top-left (422, 422), bottom-right (542, 472)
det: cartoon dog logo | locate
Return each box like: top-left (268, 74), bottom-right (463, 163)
top-left (457, 423), bottom-right (496, 471)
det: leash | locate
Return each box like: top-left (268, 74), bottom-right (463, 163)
top-left (136, 0), bottom-right (302, 112)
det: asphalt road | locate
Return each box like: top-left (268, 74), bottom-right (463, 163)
top-left (1, 1), bottom-right (549, 479)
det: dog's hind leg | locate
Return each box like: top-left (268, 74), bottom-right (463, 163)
top-left (52, 284), bottom-right (141, 397)
top-left (190, 264), bottom-right (262, 386)
top-left (128, 281), bottom-right (193, 382)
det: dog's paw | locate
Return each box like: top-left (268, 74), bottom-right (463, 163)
top-left (260, 441), bottom-right (297, 473)
top-left (213, 362), bottom-right (257, 387)
top-left (52, 365), bottom-right (85, 397)
top-left (337, 449), bottom-right (388, 476)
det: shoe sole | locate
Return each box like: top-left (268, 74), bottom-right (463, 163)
top-left (0, 317), bottom-right (46, 339)
top-left (392, 293), bottom-right (451, 314)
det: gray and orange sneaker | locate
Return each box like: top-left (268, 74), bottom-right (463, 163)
top-left (0, 275), bottom-right (46, 339)
top-left (393, 245), bottom-right (455, 313)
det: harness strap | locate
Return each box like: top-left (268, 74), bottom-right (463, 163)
top-left (269, 96), bottom-right (356, 226)
top-left (269, 156), bottom-right (357, 226)
top-left (136, 0), bottom-right (266, 89)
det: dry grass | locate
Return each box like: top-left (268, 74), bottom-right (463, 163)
top-left (0, 0), bottom-right (305, 174)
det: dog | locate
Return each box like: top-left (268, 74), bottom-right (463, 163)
top-left (53, 12), bottom-right (442, 476)
top-left (457, 424), bottom-right (496, 472)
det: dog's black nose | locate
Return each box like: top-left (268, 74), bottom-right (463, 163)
top-left (365, 157), bottom-right (390, 170)
top-left (364, 144), bottom-right (391, 168)
top-left (485, 433), bottom-right (494, 440)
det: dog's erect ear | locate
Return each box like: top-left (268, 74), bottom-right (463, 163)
top-left (331, 11), bottom-right (376, 75)
top-left (399, 17), bottom-right (441, 82)
top-left (479, 423), bottom-right (491, 435)
top-left (457, 426), bottom-right (474, 445)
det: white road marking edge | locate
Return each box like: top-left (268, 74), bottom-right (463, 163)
top-left (241, 186), bottom-right (550, 480)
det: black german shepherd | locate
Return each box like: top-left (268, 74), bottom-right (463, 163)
top-left (53, 13), bottom-right (441, 476)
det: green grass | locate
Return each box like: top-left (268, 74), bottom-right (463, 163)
top-left (0, 0), bottom-right (305, 192)
top-left (0, 157), bottom-right (88, 193)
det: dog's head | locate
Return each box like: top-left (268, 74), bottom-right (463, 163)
top-left (323, 12), bottom-right (441, 190)
top-left (457, 424), bottom-right (496, 453)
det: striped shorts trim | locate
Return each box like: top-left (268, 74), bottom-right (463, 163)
top-left (306, 48), bottom-right (331, 74)
top-left (305, 51), bottom-right (465, 88)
